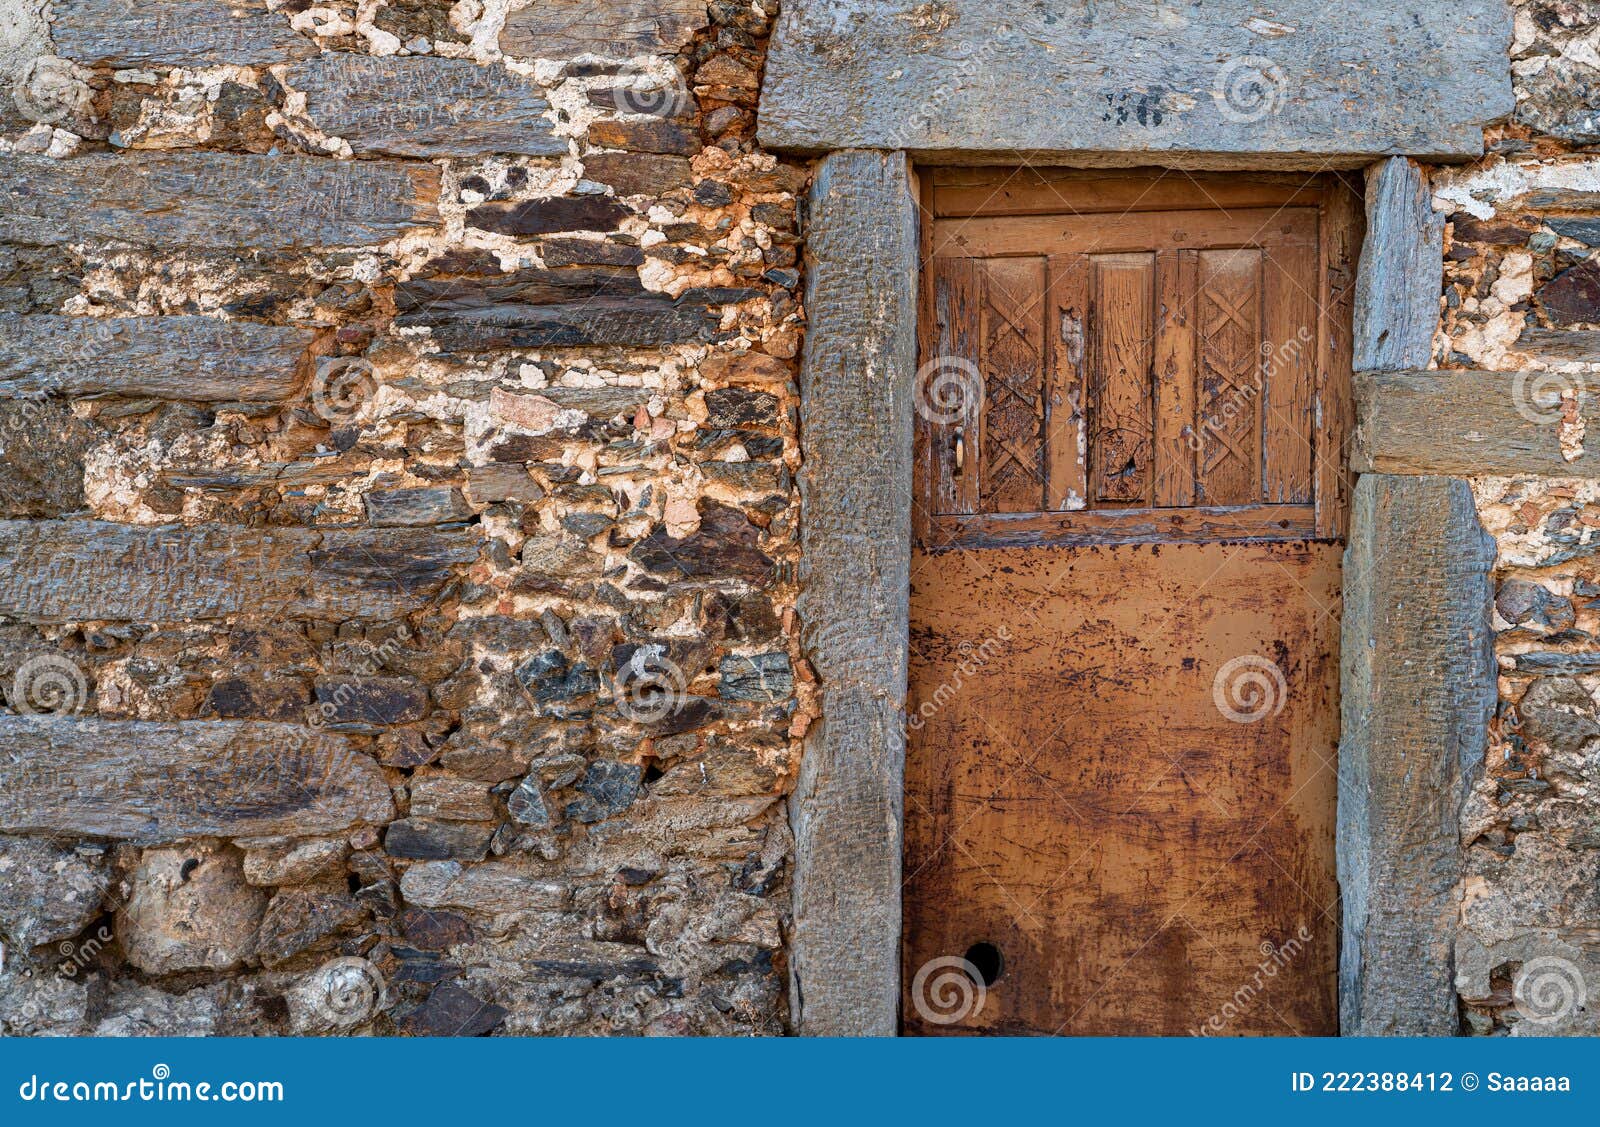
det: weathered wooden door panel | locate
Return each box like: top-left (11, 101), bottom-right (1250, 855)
top-left (905, 170), bottom-right (1360, 1037)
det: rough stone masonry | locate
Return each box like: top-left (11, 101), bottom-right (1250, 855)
top-left (0, 0), bottom-right (805, 1035)
top-left (1, 0), bottom-right (1599, 1038)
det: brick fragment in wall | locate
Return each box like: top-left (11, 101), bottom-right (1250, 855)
top-left (0, 521), bottom-right (478, 623)
top-left (51, 0), bottom-right (316, 68)
top-left (0, 716), bottom-right (394, 840)
top-left (0, 314), bottom-right (312, 402)
top-left (285, 55), bottom-right (566, 159)
top-left (1, 154), bottom-right (440, 249)
top-left (499, 0), bottom-right (710, 57)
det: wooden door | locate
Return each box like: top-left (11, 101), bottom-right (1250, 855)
top-left (904, 169), bottom-right (1362, 1036)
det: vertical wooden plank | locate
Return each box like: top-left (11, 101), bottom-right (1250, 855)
top-left (1196, 248), bottom-right (1262, 506)
top-left (1090, 253), bottom-right (1155, 506)
top-left (1318, 175), bottom-right (1364, 539)
top-left (912, 173), bottom-right (937, 546)
top-left (1045, 254), bottom-right (1089, 511)
top-left (1152, 250), bottom-right (1197, 507)
top-left (793, 149), bottom-right (918, 1038)
top-left (1339, 475), bottom-right (1494, 1034)
top-left (1262, 216), bottom-right (1318, 504)
top-left (978, 257), bottom-right (1047, 513)
top-left (925, 258), bottom-right (983, 517)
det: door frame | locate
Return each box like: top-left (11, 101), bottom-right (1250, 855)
top-left (789, 152), bottom-right (1498, 1037)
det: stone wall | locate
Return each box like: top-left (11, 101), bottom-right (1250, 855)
top-left (0, 0), bottom-right (808, 1035)
top-left (1435, 0), bottom-right (1600, 1037)
top-left (6, 0), bottom-right (1600, 1041)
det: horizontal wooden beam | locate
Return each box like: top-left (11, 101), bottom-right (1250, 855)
top-left (0, 716), bottom-right (393, 841)
top-left (759, 0), bottom-right (1513, 163)
top-left (1354, 369), bottom-right (1600, 477)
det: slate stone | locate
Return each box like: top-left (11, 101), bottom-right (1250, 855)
top-left (0, 716), bottom-right (395, 840)
top-left (1497, 578), bottom-right (1576, 632)
top-left (586, 117), bottom-right (699, 156)
top-left (2, 154), bottom-right (440, 250)
top-left (538, 237), bottom-right (646, 267)
top-left (364, 487), bottom-right (472, 527)
top-left (0, 399), bottom-right (95, 518)
top-left (760, 0), bottom-right (1513, 161)
top-left (395, 294), bottom-right (720, 351)
top-left (313, 676), bottom-right (428, 730)
top-left (1549, 218), bottom-right (1600, 247)
top-left (1541, 260), bottom-right (1600, 325)
top-left (53, 0), bottom-right (315, 68)
top-left (203, 675), bottom-right (311, 722)
top-left (0, 836), bottom-right (111, 949)
top-left (468, 196), bottom-right (631, 236)
top-left (507, 773), bottom-right (554, 827)
top-left (629, 502), bottom-right (773, 585)
top-left (1517, 677), bottom-right (1600, 755)
top-left (0, 314), bottom-right (314, 402)
top-left (718, 652), bottom-right (794, 702)
top-left (500, 0), bottom-right (708, 57)
top-left (581, 152), bottom-right (693, 197)
top-left (384, 818), bottom-right (494, 862)
top-left (398, 980), bottom-right (507, 1037)
top-left (514, 650), bottom-right (599, 706)
top-left (0, 520), bottom-right (478, 623)
top-left (704, 387), bottom-right (779, 430)
top-left (566, 760), bottom-right (643, 823)
top-left (287, 55), bottom-right (565, 158)
top-left (400, 907), bottom-right (474, 951)
top-left (257, 889), bottom-right (366, 967)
